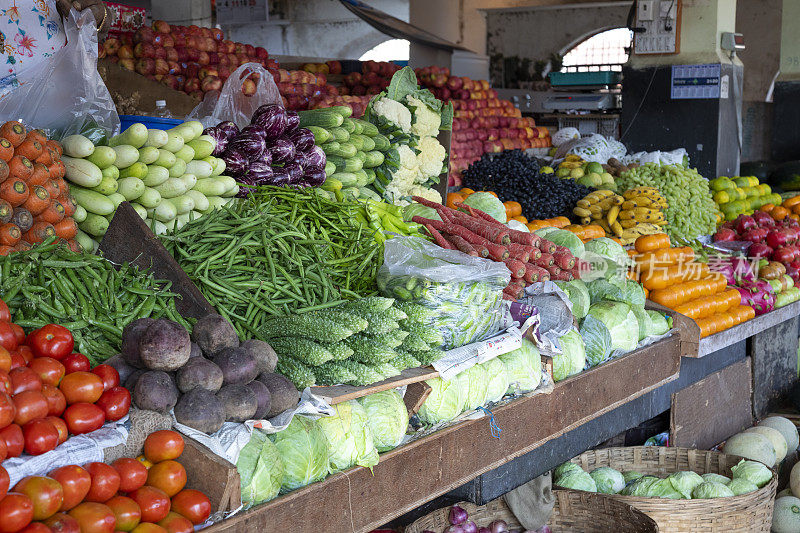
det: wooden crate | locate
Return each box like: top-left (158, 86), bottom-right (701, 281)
top-left (180, 436), bottom-right (241, 513)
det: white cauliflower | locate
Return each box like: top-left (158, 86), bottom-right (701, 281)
top-left (416, 136), bottom-right (446, 180)
top-left (372, 97), bottom-right (412, 134)
top-left (409, 185), bottom-right (442, 204)
top-left (407, 95), bottom-right (441, 137)
top-left (397, 144), bottom-right (419, 171)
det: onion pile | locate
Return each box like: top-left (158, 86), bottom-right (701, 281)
top-left (204, 104), bottom-right (326, 194)
top-left (422, 505), bottom-right (548, 533)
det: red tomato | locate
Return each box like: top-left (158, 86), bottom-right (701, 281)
top-left (10, 324), bottom-right (23, 347)
top-left (0, 493), bottom-right (34, 533)
top-left (90, 365), bottom-right (119, 391)
top-left (0, 438), bottom-right (7, 462)
top-left (41, 384), bottom-right (66, 417)
top-left (145, 461), bottom-right (186, 498)
top-left (44, 416), bottom-right (68, 445)
top-left (48, 466), bottom-right (90, 511)
top-left (22, 419), bottom-right (58, 456)
top-left (104, 495), bottom-right (141, 532)
top-left (13, 476), bottom-right (63, 521)
top-left (9, 367), bottom-right (42, 394)
top-left (95, 387), bottom-right (130, 422)
top-left (0, 424), bottom-right (23, 457)
top-left (169, 489), bottom-right (210, 525)
top-left (158, 511), bottom-right (194, 533)
top-left (61, 354), bottom-right (89, 374)
top-left (0, 347), bottom-right (11, 373)
top-left (9, 353), bottom-right (25, 370)
top-left (27, 358), bottom-right (65, 387)
top-left (111, 458), bottom-right (148, 493)
top-left (0, 390), bottom-right (16, 428)
top-left (58, 372), bottom-right (103, 404)
top-left (0, 465), bottom-right (9, 500)
top-left (43, 512), bottom-right (81, 533)
top-left (0, 371), bottom-right (11, 394)
top-left (128, 486), bottom-right (170, 523)
top-left (13, 347), bottom-right (33, 365)
top-left (63, 403), bottom-right (104, 436)
top-left (0, 299), bottom-right (10, 322)
top-left (26, 325), bottom-right (73, 361)
top-left (17, 523), bottom-right (50, 533)
top-left (143, 431), bottom-right (184, 464)
top-left (130, 524), bottom-right (167, 533)
top-left (0, 322), bottom-right (19, 352)
top-left (67, 502), bottom-right (115, 533)
top-left (12, 390), bottom-right (48, 426)
top-left (83, 462), bottom-right (120, 503)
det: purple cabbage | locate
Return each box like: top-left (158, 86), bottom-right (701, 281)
top-left (288, 128), bottom-right (315, 152)
top-left (300, 145), bottom-right (326, 169)
top-left (222, 148), bottom-right (248, 176)
top-left (268, 138), bottom-right (296, 164)
top-left (252, 104), bottom-right (288, 139)
top-left (284, 162), bottom-right (304, 184)
top-left (230, 133), bottom-right (266, 160)
top-left (301, 167), bottom-right (326, 187)
top-left (285, 111), bottom-right (300, 133)
top-left (204, 126), bottom-right (229, 155)
top-left (217, 121), bottom-right (239, 138)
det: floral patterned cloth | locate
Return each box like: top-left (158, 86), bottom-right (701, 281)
top-left (0, 0), bottom-right (66, 99)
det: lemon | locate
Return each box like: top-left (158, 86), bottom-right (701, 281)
top-left (541, 166), bottom-right (554, 174)
top-left (570, 168), bottom-right (585, 179)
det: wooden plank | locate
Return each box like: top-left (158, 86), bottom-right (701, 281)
top-left (403, 381), bottom-right (432, 416)
top-left (670, 357), bottom-right (753, 449)
top-left (646, 300), bottom-right (700, 358)
top-left (180, 436), bottom-right (241, 513)
top-left (204, 334), bottom-right (682, 533)
top-left (98, 202), bottom-right (216, 320)
top-left (309, 366), bottom-right (439, 404)
top-left (750, 315), bottom-right (800, 418)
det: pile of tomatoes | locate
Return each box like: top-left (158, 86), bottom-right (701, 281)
top-left (0, 430), bottom-right (211, 533)
top-left (0, 300), bottom-right (131, 459)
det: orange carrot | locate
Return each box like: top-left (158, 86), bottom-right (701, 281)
top-left (21, 185), bottom-right (49, 215)
top-left (37, 200), bottom-right (65, 225)
top-left (53, 217), bottom-right (77, 240)
top-left (0, 179), bottom-right (29, 207)
top-left (0, 223), bottom-right (20, 247)
top-left (22, 221), bottom-right (55, 244)
top-left (0, 121), bottom-right (26, 147)
top-left (15, 139), bottom-right (42, 162)
top-left (8, 155), bottom-right (32, 181)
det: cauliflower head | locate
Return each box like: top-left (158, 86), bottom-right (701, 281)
top-left (416, 136), bottom-right (446, 179)
top-left (410, 185), bottom-right (442, 204)
top-left (407, 95), bottom-right (441, 137)
top-left (397, 144), bottom-right (419, 170)
top-left (372, 97), bottom-right (412, 134)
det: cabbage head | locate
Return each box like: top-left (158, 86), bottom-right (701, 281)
top-left (417, 372), bottom-right (468, 425)
top-left (555, 279), bottom-right (590, 319)
top-left (701, 473), bottom-right (731, 485)
top-left (667, 471), bottom-right (704, 499)
top-left (645, 478), bottom-right (683, 499)
top-left (554, 462), bottom-right (583, 479)
top-left (480, 357), bottom-right (508, 404)
top-left (499, 339), bottom-right (542, 395)
top-left (623, 471), bottom-right (645, 484)
top-left (358, 390), bottom-right (409, 452)
top-left (237, 429), bottom-right (284, 505)
top-left (463, 363), bottom-right (489, 410)
top-left (507, 220), bottom-right (529, 233)
top-left (620, 475), bottom-right (659, 496)
top-left (691, 481), bottom-right (734, 499)
top-left (727, 477), bottom-right (758, 495)
top-left (583, 237), bottom-right (629, 281)
top-left (586, 301), bottom-right (639, 353)
top-left (590, 467), bottom-right (625, 494)
top-left (545, 229), bottom-right (585, 257)
top-left (730, 459), bottom-right (773, 488)
top-left (580, 315), bottom-right (613, 367)
top-left (403, 202), bottom-right (441, 222)
top-left (553, 329), bottom-right (586, 382)
top-left (269, 415), bottom-right (330, 492)
top-left (461, 192), bottom-right (506, 223)
top-left (646, 310), bottom-right (671, 336)
top-left (534, 227), bottom-right (559, 239)
top-left (317, 401), bottom-right (379, 472)
top-left (630, 305), bottom-right (649, 342)
top-left (556, 470), bottom-right (597, 492)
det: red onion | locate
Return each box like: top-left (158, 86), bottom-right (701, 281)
top-left (490, 520), bottom-right (508, 533)
top-left (478, 528), bottom-right (491, 533)
top-left (463, 521), bottom-right (478, 533)
top-left (449, 505), bottom-right (468, 525)
top-left (444, 527), bottom-right (465, 533)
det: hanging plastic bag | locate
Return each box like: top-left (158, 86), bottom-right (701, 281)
top-left (187, 63), bottom-right (282, 129)
top-left (0, 9), bottom-right (119, 142)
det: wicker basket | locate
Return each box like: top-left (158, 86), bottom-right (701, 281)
top-left (560, 446), bottom-right (777, 532)
top-left (404, 490), bottom-right (658, 532)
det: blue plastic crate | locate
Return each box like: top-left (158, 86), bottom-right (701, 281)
top-left (119, 114), bottom-right (183, 132)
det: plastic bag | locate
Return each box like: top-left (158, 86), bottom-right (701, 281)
top-left (555, 134), bottom-right (626, 164)
top-left (377, 236), bottom-right (510, 349)
top-left (552, 127), bottom-right (580, 146)
top-left (187, 63), bottom-right (281, 129)
top-left (0, 9), bottom-right (119, 140)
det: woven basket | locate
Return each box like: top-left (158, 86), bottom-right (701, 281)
top-left (560, 446), bottom-right (777, 532)
top-left (404, 490), bottom-right (658, 532)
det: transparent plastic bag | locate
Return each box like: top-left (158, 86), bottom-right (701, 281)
top-left (552, 127), bottom-right (580, 146)
top-left (0, 9), bottom-right (119, 140)
top-left (187, 63), bottom-right (281, 129)
top-left (377, 236), bottom-right (511, 349)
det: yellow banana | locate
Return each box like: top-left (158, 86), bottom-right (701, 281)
top-left (619, 209), bottom-right (635, 220)
top-left (611, 220), bottom-right (624, 237)
top-left (580, 216), bottom-right (592, 225)
top-left (606, 205), bottom-right (621, 225)
top-left (597, 219), bottom-right (611, 232)
top-left (573, 207), bottom-right (592, 218)
top-left (621, 219), bottom-right (639, 229)
top-left (576, 199), bottom-right (591, 209)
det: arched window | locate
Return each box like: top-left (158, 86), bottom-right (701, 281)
top-left (561, 28), bottom-right (632, 73)
top-left (360, 39), bottom-right (409, 62)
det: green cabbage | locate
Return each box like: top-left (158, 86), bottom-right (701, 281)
top-left (358, 390), bottom-right (409, 452)
top-left (691, 481), bottom-right (734, 499)
top-left (237, 429), bottom-right (284, 505)
top-left (555, 279), bottom-right (590, 319)
top-left (630, 304), bottom-right (649, 342)
top-left (270, 415), bottom-right (330, 492)
top-left (403, 202), bottom-right (441, 222)
top-left (645, 478), bottom-right (683, 499)
top-left (646, 310), bottom-right (671, 336)
top-left (417, 372), bottom-right (468, 425)
top-left (727, 477), bottom-right (758, 495)
top-left (701, 473), bottom-right (731, 485)
top-left (554, 462), bottom-right (583, 479)
top-left (620, 475), bottom-right (659, 496)
top-left (481, 357), bottom-right (509, 403)
top-left (317, 401), bottom-right (379, 472)
top-left (460, 192), bottom-right (506, 223)
top-left (590, 467), bottom-right (625, 494)
top-left (580, 315), bottom-right (613, 367)
top-left (586, 301), bottom-right (639, 353)
top-left (499, 339), bottom-right (542, 395)
top-left (584, 237), bottom-right (628, 281)
top-left (556, 470), bottom-right (597, 492)
top-left (545, 229), bottom-right (585, 257)
top-left (667, 471), bottom-right (704, 499)
top-left (553, 329), bottom-right (586, 382)
top-left (730, 459), bottom-right (772, 488)
top-left (586, 279), bottom-right (625, 304)
top-left (506, 220), bottom-right (529, 233)
top-left (623, 471), bottom-right (645, 484)
top-left (534, 227), bottom-right (559, 238)
top-left (463, 363), bottom-right (489, 410)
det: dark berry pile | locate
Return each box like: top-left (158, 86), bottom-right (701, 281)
top-left (462, 150), bottom-right (595, 220)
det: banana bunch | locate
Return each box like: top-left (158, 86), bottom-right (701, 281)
top-left (573, 190), bottom-right (623, 227)
top-left (613, 187), bottom-right (668, 244)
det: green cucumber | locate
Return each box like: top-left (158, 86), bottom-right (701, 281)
top-left (184, 190), bottom-right (210, 212)
top-left (91, 174), bottom-right (118, 195)
top-left (153, 177), bottom-right (188, 199)
top-left (79, 213), bottom-right (110, 237)
top-left (70, 186), bottom-right (115, 216)
top-left (363, 151), bottom-right (385, 168)
top-left (307, 126), bottom-right (331, 144)
top-left (86, 146), bottom-right (117, 169)
top-left (62, 135), bottom-right (95, 158)
top-left (147, 200), bottom-right (177, 223)
top-left (119, 162), bottom-right (148, 180)
top-left (155, 149), bottom-right (177, 168)
top-left (142, 165), bottom-right (169, 187)
top-left (62, 156), bottom-right (102, 188)
top-left (110, 123), bottom-right (148, 148)
top-left (331, 172), bottom-right (360, 188)
top-left (341, 118), bottom-right (356, 133)
top-left (138, 187), bottom-right (162, 209)
top-left (74, 229), bottom-right (96, 252)
top-left (72, 204), bottom-right (87, 223)
top-left (329, 127), bottom-right (350, 143)
top-left (164, 195), bottom-right (195, 215)
top-left (138, 146), bottom-right (160, 164)
top-left (117, 177), bottom-right (145, 201)
top-left (112, 145), bottom-right (140, 168)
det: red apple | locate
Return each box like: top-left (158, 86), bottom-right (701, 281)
top-left (207, 52), bottom-right (220, 65)
top-left (211, 28), bottom-right (224, 41)
top-left (255, 46), bottom-right (268, 60)
top-left (153, 20), bottom-right (171, 33)
top-left (121, 33), bottom-right (133, 46)
top-left (189, 90), bottom-right (204, 100)
top-left (119, 58), bottom-right (135, 71)
top-left (222, 40), bottom-right (235, 54)
top-left (173, 34), bottom-right (186, 48)
top-left (104, 38), bottom-right (121, 56)
top-left (198, 51), bottom-right (210, 66)
top-left (153, 46), bottom-right (166, 60)
top-left (134, 42), bottom-right (155, 58)
top-left (236, 53), bottom-right (249, 65)
top-left (183, 62), bottom-right (200, 78)
top-left (175, 75), bottom-right (185, 90)
top-left (199, 66), bottom-right (218, 79)
top-left (200, 27), bottom-right (213, 38)
top-left (162, 74), bottom-right (179, 90)
top-left (175, 47), bottom-right (189, 62)
top-left (767, 229), bottom-right (790, 249)
top-left (162, 35), bottom-right (174, 48)
top-left (118, 44), bottom-right (134, 59)
top-left (165, 47), bottom-right (178, 63)
top-left (154, 58), bottom-right (169, 76)
top-left (134, 27), bottom-right (155, 44)
top-left (184, 78), bottom-right (201, 92)
top-left (167, 61), bottom-right (181, 75)
top-left (201, 75), bottom-right (223, 92)
top-left (204, 38), bottom-right (217, 53)
top-left (241, 79), bottom-right (256, 96)
top-left (135, 57), bottom-right (155, 75)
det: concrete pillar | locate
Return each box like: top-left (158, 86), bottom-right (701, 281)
top-left (150, 0), bottom-right (211, 27)
top-left (779, 0), bottom-right (800, 82)
top-left (408, 0), bottom-right (460, 68)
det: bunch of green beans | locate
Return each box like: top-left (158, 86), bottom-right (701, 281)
top-left (161, 186), bottom-right (383, 340)
top-left (0, 238), bottom-right (188, 364)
